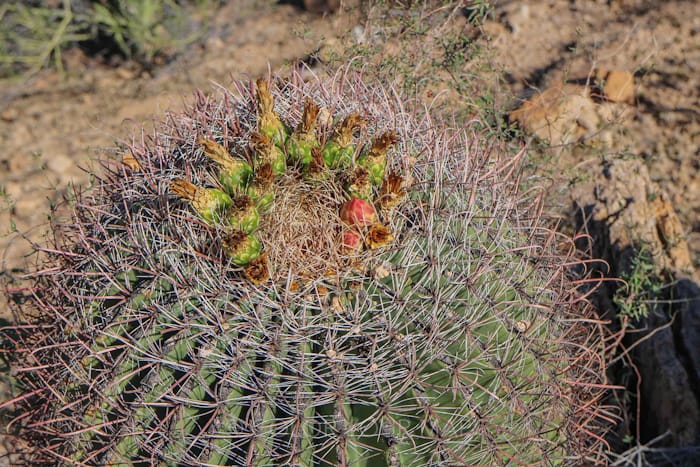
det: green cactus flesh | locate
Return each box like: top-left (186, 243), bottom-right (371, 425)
top-left (4, 72), bottom-right (610, 466)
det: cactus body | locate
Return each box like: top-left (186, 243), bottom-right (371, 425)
top-left (2, 71), bottom-right (611, 466)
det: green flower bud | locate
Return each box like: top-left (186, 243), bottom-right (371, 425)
top-left (357, 131), bottom-right (398, 185)
top-left (200, 138), bottom-right (252, 194)
top-left (322, 113), bottom-right (366, 168)
top-left (247, 163), bottom-right (275, 212)
top-left (343, 166), bottom-right (373, 201)
top-left (169, 179), bottom-right (232, 224)
top-left (226, 196), bottom-right (260, 233)
top-left (223, 231), bottom-right (262, 266)
top-left (285, 98), bottom-right (320, 166)
top-left (250, 132), bottom-right (286, 176)
top-left (256, 78), bottom-right (289, 147)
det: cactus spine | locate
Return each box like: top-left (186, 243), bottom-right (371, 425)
top-left (2, 70), bottom-right (611, 466)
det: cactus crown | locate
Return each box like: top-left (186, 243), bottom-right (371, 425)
top-left (3, 69), bottom-right (611, 466)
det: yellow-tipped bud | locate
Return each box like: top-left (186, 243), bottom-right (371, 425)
top-left (223, 230), bottom-right (262, 266)
top-left (169, 179), bottom-right (232, 224)
top-left (250, 132), bottom-right (285, 175)
top-left (247, 163), bottom-right (275, 212)
top-left (357, 131), bottom-right (399, 185)
top-left (286, 98), bottom-right (321, 166)
top-left (299, 98), bottom-right (320, 134)
top-left (256, 78), bottom-right (288, 146)
top-left (322, 113), bottom-right (367, 168)
top-left (226, 195), bottom-right (260, 233)
top-left (343, 166), bottom-right (373, 201)
top-left (200, 138), bottom-right (253, 194)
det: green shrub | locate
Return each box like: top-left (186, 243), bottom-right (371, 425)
top-left (0, 0), bottom-right (219, 78)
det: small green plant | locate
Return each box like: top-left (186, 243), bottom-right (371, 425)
top-left (463, 0), bottom-right (493, 25)
top-left (613, 249), bottom-right (665, 324)
top-left (90, 0), bottom-right (209, 64)
top-left (0, 0), bottom-right (220, 78)
top-left (0, 0), bottom-right (91, 77)
top-left (0, 186), bottom-right (17, 237)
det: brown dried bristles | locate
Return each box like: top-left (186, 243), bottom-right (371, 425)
top-left (366, 223), bottom-right (393, 249)
top-left (244, 252), bottom-right (270, 284)
top-left (298, 98), bottom-right (320, 134)
top-left (256, 173), bottom-right (346, 282)
top-left (335, 113), bottom-right (367, 146)
top-left (368, 131), bottom-right (399, 156)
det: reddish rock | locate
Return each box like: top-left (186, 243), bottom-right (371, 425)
top-left (509, 84), bottom-right (599, 145)
top-left (595, 68), bottom-right (635, 103)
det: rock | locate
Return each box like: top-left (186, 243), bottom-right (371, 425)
top-left (632, 276), bottom-right (700, 447)
top-left (509, 84), bottom-right (599, 146)
top-left (1, 107), bottom-right (19, 122)
top-left (116, 67), bottom-right (138, 81)
top-left (45, 153), bottom-right (76, 177)
top-left (574, 158), bottom-right (694, 276)
top-left (572, 157), bottom-right (700, 448)
top-left (303, 0), bottom-right (340, 13)
top-left (595, 68), bottom-right (635, 103)
top-left (481, 20), bottom-right (509, 40)
top-left (675, 278), bottom-right (700, 406)
top-left (635, 292), bottom-right (700, 446)
top-left (652, 192), bottom-right (694, 272)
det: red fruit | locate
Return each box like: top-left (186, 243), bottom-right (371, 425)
top-left (340, 229), bottom-right (363, 253)
top-left (340, 198), bottom-right (376, 227)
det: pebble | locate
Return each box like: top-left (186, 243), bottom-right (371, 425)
top-left (595, 68), bottom-right (635, 103)
top-left (509, 84), bottom-right (599, 146)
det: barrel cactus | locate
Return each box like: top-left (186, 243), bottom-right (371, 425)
top-left (2, 69), bottom-right (611, 465)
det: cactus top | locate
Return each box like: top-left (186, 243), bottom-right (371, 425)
top-left (169, 80), bottom-right (404, 286)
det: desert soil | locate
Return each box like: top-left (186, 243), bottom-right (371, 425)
top-left (0, 0), bottom-right (698, 461)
